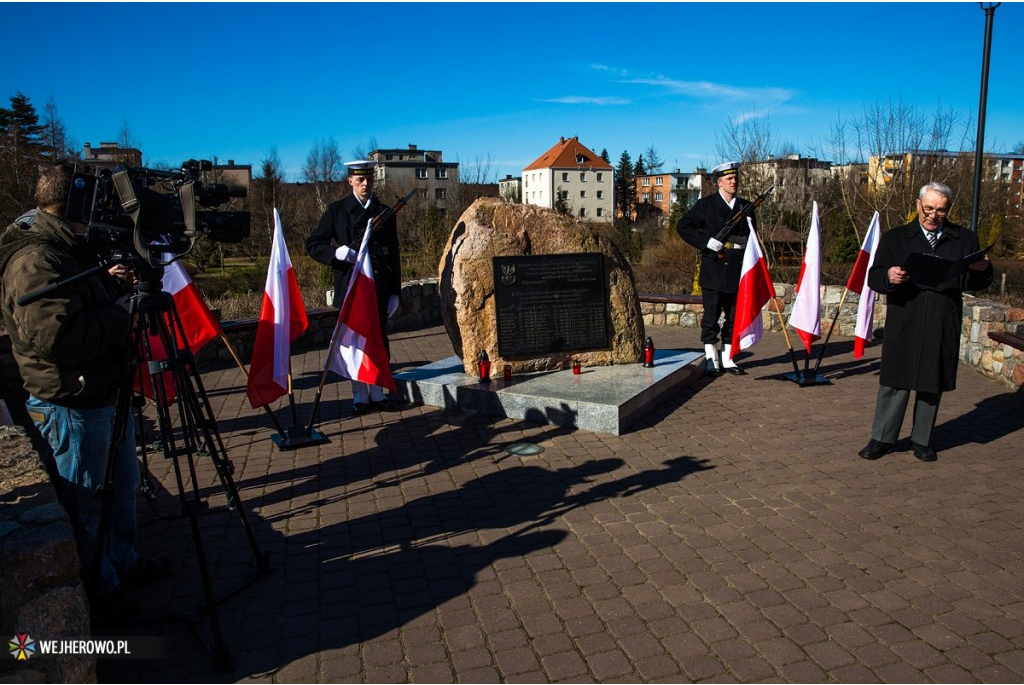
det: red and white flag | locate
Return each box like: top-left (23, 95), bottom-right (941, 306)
top-left (246, 209), bottom-right (309, 408)
top-left (848, 211), bottom-right (881, 358)
top-left (326, 217), bottom-right (396, 392)
top-left (730, 218), bottom-right (776, 356)
top-left (163, 260), bottom-right (221, 353)
top-left (788, 201), bottom-right (822, 353)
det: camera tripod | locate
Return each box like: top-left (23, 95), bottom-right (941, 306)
top-left (96, 263), bottom-right (272, 673)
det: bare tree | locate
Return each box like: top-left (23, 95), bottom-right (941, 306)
top-left (643, 144), bottom-right (664, 174)
top-left (41, 96), bottom-right (75, 160)
top-left (302, 136), bottom-right (343, 215)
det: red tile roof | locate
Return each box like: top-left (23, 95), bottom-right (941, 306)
top-left (523, 136), bottom-right (613, 171)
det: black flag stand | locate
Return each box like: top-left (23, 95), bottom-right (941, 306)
top-left (271, 381), bottom-right (329, 450)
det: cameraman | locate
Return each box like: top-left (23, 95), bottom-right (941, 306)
top-left (0, 162), bottom-right (165, 612)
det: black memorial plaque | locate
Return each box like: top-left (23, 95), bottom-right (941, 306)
top-left (493, 253), bottom-right (608, 357)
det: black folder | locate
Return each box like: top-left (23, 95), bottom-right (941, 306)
top-left (903, 244), bottom-right (993, 288)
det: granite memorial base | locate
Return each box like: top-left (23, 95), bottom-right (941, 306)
top-left (394, 349), bottom-right (705, 435)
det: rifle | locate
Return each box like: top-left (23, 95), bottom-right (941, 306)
top-left (712, 184), bottom-right (774, 258)
top-left (371, 188), bottom-right (417, 230)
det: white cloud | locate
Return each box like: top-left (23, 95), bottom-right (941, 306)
top-left (537, 96), bottom-right (630, 106)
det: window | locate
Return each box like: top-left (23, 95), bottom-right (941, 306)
top-left (642, 193), bottom-right (650, 202)
top-left (580, 190), bottom-right (587, 198)
top-left (416, 167), bottom-right (427, 179)
top-left (655, 192), bottom-right (663, 202)
top-left (580, 172), bottom-right (586, 182)
top-left (578, 207), bottom-right (586, 217)
top-left (562, 172), bottom-right (569, 182)
top-left (419, 189), bottom-right (428, 198)
top-left (596, 172), bottom-right (604, 182)
top-left (560, 190), bottom-right (569, 200)
top-left (596, 190), bottom-right (604, 199)
top-left (435, 168), bottom-right (448, 179)
top-left (385, 154), bottom-right (394, 161)
top-left (642, 178), bottom-right (650, 186)
top-left (435, 188), bottom-right (446, 199)
top-left (596, 208), bottom-right (604, 217)
top-left (655, 177), bottom-right (663, 186)
top-left (576, 154), bottom-right (586, 164)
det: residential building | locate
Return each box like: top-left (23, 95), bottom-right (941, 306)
top-left (499, 175), bottom-right (522, 202)
top-left (81, 141), bottom-right (142, 168)
top-left (370, 144), bottom-right (460, 217)
top-left (741, 155), bottom-right (832, 212)
top-left (633, 169), bottom-right (707, 222)
top-left (869, 150), bottom-right (1024, 217)
top-left (522, 136), bottom-right (614, 222)
top-left (210, 159), bottom-right (252, 195)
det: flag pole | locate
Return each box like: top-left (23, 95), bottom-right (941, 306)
top-left (811, 288), bottom-right (852, 375)
top-left (305, 276), bottom-right (355, 435)
top-left (215, 331), bottom-right (289, 436)
top-left (769, 297), bottom-right (804, 380)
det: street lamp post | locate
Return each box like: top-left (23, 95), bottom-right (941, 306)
top-left (971, 2), bottom-right (1000, 233)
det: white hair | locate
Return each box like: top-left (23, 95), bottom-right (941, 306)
top-left (919, 181), bottom-right (953, 204)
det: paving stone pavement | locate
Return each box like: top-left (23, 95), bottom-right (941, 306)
top-left (98, 324), bottom-right (1024, 683)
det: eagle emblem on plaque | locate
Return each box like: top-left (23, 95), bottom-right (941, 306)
top-left (501, 264), bottom-right (516, 285)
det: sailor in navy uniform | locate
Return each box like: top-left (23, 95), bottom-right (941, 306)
top-left (677, 161), bottom-right (755, 376)
top-left (306, 160), bottom-right (401, 415)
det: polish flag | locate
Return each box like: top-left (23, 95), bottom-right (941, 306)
top-left (788, 201), bottom-right (822, 353)
top-left (730, 218), bottom-right (776, 356)
top-left (246, 209), bottom-right (309, 408)
top-left (848, 212), bottom-right (881, 358)
top-left (326, 217), bottom-right (396, 392)
top-left (163, 260), bottom-right (221, 353)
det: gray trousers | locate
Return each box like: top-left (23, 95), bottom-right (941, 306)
top-left (870, 385), bottom-right (942, 446)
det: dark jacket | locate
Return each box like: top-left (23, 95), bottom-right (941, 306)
top-left (868, 219), bottom-right (993, 393)
top-left (677, 192), bottom-right (756, 293)
top-left (305, 193), bottom-right (401, 312)
top-left (0, 210), bottom-right (130, 407)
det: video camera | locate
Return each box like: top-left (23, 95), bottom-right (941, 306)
top-left (66, 159), bottom-right (250, 265)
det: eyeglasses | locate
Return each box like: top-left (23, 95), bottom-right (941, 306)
top-left (919, 203), bottom-right (949, 216)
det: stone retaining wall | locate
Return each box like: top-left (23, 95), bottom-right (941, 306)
top-left (640, 284), bottom-right (1024, 391)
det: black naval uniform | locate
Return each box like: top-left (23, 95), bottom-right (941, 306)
top-left (677, 192), bottom-right (757, 344)
top-left (306, 193), bottom-right (401, 346)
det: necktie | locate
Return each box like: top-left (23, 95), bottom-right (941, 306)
top-left (926, 231), bottom-right (937, 249)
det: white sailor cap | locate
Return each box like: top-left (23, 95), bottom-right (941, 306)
top-left (712, 161), bottom-right (741, 179)
top-left (345, 160), bottom-right (376, 176)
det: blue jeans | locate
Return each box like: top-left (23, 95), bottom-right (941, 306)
top-left (26, 396), bottom-right (139, 595)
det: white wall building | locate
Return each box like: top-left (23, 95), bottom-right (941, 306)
top-left (522, 136), bottom-right (614, 222)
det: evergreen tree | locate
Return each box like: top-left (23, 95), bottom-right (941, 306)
top-left (634, 155), bottom-right (646, 177)
top-left (0, 92), bottom-right (46, 219)
top-left (600, 148), bottom-right (610, 163)
top-left (615, 150), bottom-right (635, 221)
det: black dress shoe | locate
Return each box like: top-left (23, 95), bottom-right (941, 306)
top-left (705, 360), bottom-right (720, 377)
top-left (352, 402), bottom-right (370, 416)
top-left (723, 366), bottom-right (746, 375)
top-left (858, 439), bottom-right (892, 460)
top-left (912, 442), bottom-right (937, 462)
top-left (372, 398), bottom-right (399, 412)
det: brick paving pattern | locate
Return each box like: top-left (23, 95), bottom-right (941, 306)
top-left (99, 325), bottom-right (1024, 683)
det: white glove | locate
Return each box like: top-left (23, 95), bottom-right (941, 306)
top-left (387, 295), bottom-right (400, 318)
top-left (334, 246), bottom-right (357, 263)
top-left (706, 238), bottom-right (725, 252)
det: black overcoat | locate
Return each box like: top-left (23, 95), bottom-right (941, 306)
top-left (677, 192), bottom-right (756, 293)
top-left (868, 219), bottom-right (993, 393)
top-left (305, 193), bottom-right (401, 322)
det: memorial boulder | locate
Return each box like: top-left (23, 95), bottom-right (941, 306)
top-left (439, 198), bottom-right (644, 374)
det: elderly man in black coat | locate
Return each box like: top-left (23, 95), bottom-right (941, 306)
top-left (306, 160), bottom-right (402, 415)
top-left (859, 181), bottom-right (993, 463)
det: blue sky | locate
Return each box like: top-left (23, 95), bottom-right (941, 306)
top-left (2, 2), bottom-right (1020, 181)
